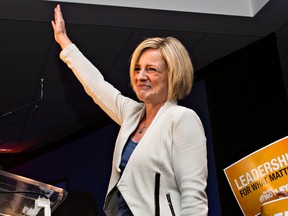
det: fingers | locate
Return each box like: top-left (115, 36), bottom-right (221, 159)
top-left (51, 5), bottom-right (57, 29)
top-left (277, 191), bottom-right (288, 198)
top-left (51, 4), bottom-right (65, 33)
top-left (54, 4), bottom-right (62, 23)
top-left (51, 4), bottom-right (72, 49)
top-left (51, 20), bottom-right (56, 32)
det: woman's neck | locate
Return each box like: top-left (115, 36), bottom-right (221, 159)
top-left (144, 101), bottom-right (165, 123)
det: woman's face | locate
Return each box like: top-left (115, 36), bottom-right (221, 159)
top-left (132, 48), bottom-right (168, 105)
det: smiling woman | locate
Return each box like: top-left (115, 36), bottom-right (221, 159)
top-left (129, 37), bottom-right (193, 102)
top-left (131, 48), bottom-right (168, 109)
top-left (52, 4), bottom-right (208, 216)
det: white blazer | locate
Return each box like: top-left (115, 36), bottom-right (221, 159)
top-left (60, 44), bottom-right (208, 216)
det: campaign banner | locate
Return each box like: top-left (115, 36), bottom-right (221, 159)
top-left (224, 136), bottom-right (288, 216)
top-left (261, 196), bottom-right (288, 216)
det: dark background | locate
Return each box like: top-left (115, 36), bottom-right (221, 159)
top-left (0, 1), bottom-right (288, 215)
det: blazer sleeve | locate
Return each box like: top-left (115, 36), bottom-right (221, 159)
top-left (172, 109), bottom-right (208, 215)
top-left (59, 44), bottom-right (138, 125)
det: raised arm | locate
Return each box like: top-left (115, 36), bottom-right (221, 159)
top-left (51, 4), bottom-right (72, 49)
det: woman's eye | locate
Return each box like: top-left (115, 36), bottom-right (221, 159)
top-left (135, 67), bottom-right (141, 71)
top-left (148, 67), bottom-right (157, 72)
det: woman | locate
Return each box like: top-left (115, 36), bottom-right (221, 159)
top-left (52, 4), bottom-right (208, 216)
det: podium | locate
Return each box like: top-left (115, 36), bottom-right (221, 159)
top-left (0, 170), bottom-right (67, 216)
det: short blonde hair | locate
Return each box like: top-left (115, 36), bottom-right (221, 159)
top-left (130, 37), bottom-right (194, 101)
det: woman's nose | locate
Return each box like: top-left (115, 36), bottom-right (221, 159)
top-left (137, 69), bottom-right (148, 80)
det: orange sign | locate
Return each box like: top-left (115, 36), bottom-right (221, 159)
top-left (224, 136), bottom-right (288, 216)
top-left (261, 196), bottom-right (288, 216)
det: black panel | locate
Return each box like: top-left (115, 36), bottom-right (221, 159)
top-left (204, 33), bottom-right (288, 215)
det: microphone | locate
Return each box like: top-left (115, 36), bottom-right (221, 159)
top-left (0, 79), bottom-right (44, 120)
top-left (0, 79), bottom-right (44, 146)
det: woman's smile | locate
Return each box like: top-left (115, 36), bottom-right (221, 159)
top-left (132, 48), bottom-right (168, 105)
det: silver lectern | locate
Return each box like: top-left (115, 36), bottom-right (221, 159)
top-left (0, 170), bottom-right (67, 216)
